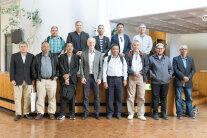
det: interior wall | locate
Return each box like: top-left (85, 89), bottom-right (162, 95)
top-left (169, 33), bottom-right (207, 70)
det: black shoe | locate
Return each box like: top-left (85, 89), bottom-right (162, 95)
top-left (153, 114), bottom-right (159, 120)
top-left (14, 115), bottom-right (21, 121)
top-left (82, 114), bottom-right (88, 120)
top-left (95, 114), bottom-right (101, 120)
top-left (161, 114), bottom-right (168, 120)
top-left (177, 116), bottom-right (183, 120)
top-left (70, 114), bottom-right (76, 120)
top-left (24, 114), bottom-right (32, 119)
top-left (107, 114), bottom-right (112, 120)
top-left (117, 114), bottom-right (122, 120)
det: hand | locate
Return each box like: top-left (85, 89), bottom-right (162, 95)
top-left (76, 51), bottom-right (82, 56)
top-left (53, 77), bottom-right (57, 80)
top-left (119, 53), bottom-right (125, 57)
top-left (63, 74), bottom-right (70, 80)
top-left (135, 73), bottom-right (141, 78)
top-left (36, 79), bottom-right (40, 82)
top-left (81, 78), bottom-right (87, 84)
top-left (123, 80), bottom-right (127, 86)
top-left (60, 50), bottom-right (65, 55)
top-left (11, 80), bottom-right (16, 86)
top-left (32, 80), bottom-right (35, 86)
top-left (102, 53), bottom-right (105, 57)
top-left (65, 79), bottom-right (69, 85)
top-left (183, 76), bottom-right (189, 82)
top-left (96, 79), bottom-right (101, 85)
top-left (103, 82), bottom-right (108, 89)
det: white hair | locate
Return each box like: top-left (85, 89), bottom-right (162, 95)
top-left (179, 45), bottom-right (188, 50)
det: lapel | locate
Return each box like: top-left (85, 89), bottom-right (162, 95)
top-left (18, 52), bottom-right (24, 65)
top-left (70, 54), bottom-right (74, 70)
top-left (178, 55), bottom-right (186, 70)
top-left (115, 34), bottom-right (120, 46)
top-left (96, 36), bottom-right (100, 50)
top-left (123, 34), bottom-right (127, 50)
top-left (186, 56), bottom-right (191, 70)
top-left (24, 53), bottom-right (29, 65)
top-left (93, 50), bottom-right (98, 69)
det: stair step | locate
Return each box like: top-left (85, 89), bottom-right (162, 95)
top-left (181, 90), bottom-right (199, 98)
top-left (192, 96), bottom-right (207, 106)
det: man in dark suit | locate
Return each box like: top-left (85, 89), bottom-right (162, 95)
top-left (111, 23), bottom-right (131, 57)
top-left (57, 43), bottom-right (79, 120)
top-left (66, 21), bottom-right (89, 57)
top-left (80, 38), bottom-right (103, 120)
top-left (94, 25), bottom-right (110, 57)
top-left (173, 45), bottom-right (196, 119)
top-left (10, 41), bottom-right (34, 121)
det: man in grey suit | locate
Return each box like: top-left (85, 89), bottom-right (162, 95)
top-left (80, 38), bottom-right (103, 120)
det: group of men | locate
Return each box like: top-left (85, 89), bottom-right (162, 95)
top-left (10, 21), bottom-right (196, 121)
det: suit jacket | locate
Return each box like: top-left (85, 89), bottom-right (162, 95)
top-left (59, 53), bottom-right (79, 85)
top-left (173, 55), bottom-right (196, 87)
top-left (94, 35), bottom-right (110, 56)
top-left (10, 52), bottom-right (34, 85)
top-left (125, 50), bottom-right (149, 82)
top-left (80, 49), bottom-right (103, 81)
top-left (66, 31), bottom-right (89, 54)
top-left (111, 33), bottom-right (131, 55)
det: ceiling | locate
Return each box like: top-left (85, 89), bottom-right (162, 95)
top-left (0, 0), bottom-right (13, 6)
top-left (111, 7), bottom-right (207, 34)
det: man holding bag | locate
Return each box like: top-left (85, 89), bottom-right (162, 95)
top-left (57, 43), bottom-right (79, 120)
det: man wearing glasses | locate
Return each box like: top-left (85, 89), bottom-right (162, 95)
top-left (173, 45), bottom-right (196, 119)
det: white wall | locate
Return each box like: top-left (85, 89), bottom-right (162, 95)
top-left (169, 33), bottom-right (207, 70)
top-left (109, 0), bottom-right (207, 20)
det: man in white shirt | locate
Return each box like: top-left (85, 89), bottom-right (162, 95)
top-left (80, 38), bottom-right (103, 120)
top-left (103, 44), bottom-right (128, 120)
top-left (133, 24), bottom-right (153, 55)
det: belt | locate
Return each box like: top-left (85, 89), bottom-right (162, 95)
top-left (41, 77), bottom-right (51, 80)
top-left (108, 76), bottom-right (122, 78)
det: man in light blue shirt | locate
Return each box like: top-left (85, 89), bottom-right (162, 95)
top-left (133, 24), bottom-right (152, 55)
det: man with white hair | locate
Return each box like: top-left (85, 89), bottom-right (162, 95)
top-left (80, 38), bottom-right (103, 120)
top-left (173, 45), bottom-right (196, 119)
top-left (149, 43), bottom-right (173, 120)
top-left (133, 24), bottom-right (153, 55)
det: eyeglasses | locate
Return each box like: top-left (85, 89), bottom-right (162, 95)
top-left (156, 48), bottom-right (164, 50)
top-left (181, 48), bottom-right (188, 51)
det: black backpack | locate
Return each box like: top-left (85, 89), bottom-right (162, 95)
top-left (46, 36), bottom-right (63, 43)
top-left (107, 55), bottom-right (124, 64)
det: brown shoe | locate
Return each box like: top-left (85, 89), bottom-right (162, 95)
top-left (35, 113), bottom-right (43, 120)
top-left (49, 114), bottom-right (55, 120)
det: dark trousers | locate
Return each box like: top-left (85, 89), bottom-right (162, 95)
top-left (175, 87), bottom-right (193, 117)
top-left (83, 75), bottom-right (100, 115)
top-left (60, 90), bottom-right (76, 116)
top-left (106, 76), bottom-right (123, 116)
top-left (151, 83), bottom-right (169, 114)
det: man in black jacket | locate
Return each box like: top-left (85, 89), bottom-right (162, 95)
top-left (94, 25), bottom-right (110, 57)
top-left (66, 21), bottom-right (89, 57)
top-left (32, 41), bottom-right (59, 120)
top-left (125, 40), bottom-right (149, 121)
top-left (57, 43), bottom-right (79, 120)
top-left (173, 45), bottom-right (196, 119)
top-left (10, 41), bottom-right (34, 121)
